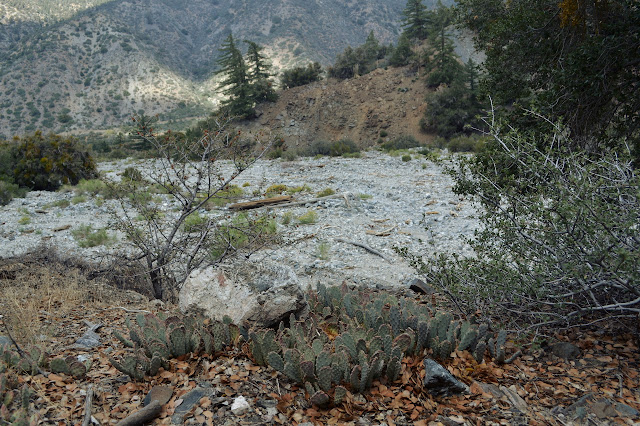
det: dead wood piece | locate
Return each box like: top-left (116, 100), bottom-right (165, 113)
top-left (365, 226), bottom-right (397, 237)
top-left (115, 400), bottom-right (162, 426)
top-left (335, 238), bottom-right (390, 262)
top-left (82, 385), bottom-right (94, 426)
top-left (258, 193), bottom-right (347, 209)
top-left (229, 195), bottom-right (292, 210)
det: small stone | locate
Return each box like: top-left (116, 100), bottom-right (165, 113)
top-left (231, 396), bottom-right (250, 415)
top-left (551, 342), bottom-right (581, 359)
top-left (615, 402), bottom-right (639, 418)
top-left (423, 359), bottom-right (469, 397)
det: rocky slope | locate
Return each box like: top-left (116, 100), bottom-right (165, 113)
top-left (245, 66), bottom-right (432, 148)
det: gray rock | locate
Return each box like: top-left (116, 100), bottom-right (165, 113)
top-left (0, 336), bottom-right (11, 347)
top-left (551, 342), bottom-right (581, 359)
top-left (406, 278), bottom-right (434, 295)
top-left (423, 358), bottom-right (469, 397)
top-left (615, 402), bottom-right (639, 418)
top-left (171, 387), bottom-right (215, 424)
top-left (179, 261), bottom-right (307, 328)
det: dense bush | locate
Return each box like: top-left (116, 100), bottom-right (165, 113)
top-left (10, 131), bottom-right (97, 191)
top-left (420, 83), bottom-right (484, 139)
top-left (408, 121), bottom-right (639, 328)
top-left (381, 135), bottom-right (422, 151)
top-left (280, 62), bottom-right (323, 89)
top-left (329, 139), bottom-right (360, 157)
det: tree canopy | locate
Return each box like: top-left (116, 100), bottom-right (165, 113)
top-left (456, 0), bottom-right (640, 154)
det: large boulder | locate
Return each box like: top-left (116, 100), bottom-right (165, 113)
top-left (178, 261), bottom-right (307, 328)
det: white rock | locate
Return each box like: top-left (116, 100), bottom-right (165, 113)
top-left (231, 395), bottom-right (250, 415)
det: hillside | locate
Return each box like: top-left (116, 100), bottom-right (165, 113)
top-left (1, 0), bottom-right (461, 138)
top-left (243, 65), bottom-right (432, 148)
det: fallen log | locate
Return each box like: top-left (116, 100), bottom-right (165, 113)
top-left (228, 195), bottom-right (292, 210)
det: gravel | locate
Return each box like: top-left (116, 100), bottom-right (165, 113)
top-left (0, 150), bottom-right (480, 290)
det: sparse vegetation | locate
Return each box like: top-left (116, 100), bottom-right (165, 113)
top-left (297, 210), bottom-right (318, 225)
top-left (71, 224), bottom-right (114, 248)
top-left (316, 188), bottom-right (335, 197)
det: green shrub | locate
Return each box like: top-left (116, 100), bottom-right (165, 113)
top-left (18, 215), bottom-right (31, 225)
top-left (11, 131), bottom-right (97, 191)
top-left (329, 139), bottom-right (359, 157)
top-left (265, 184), bottom-right (288, 196)
top-left (401, 154), bottom-right (412, 162)
top-left (74, 178), bottom-right (107, 195)
top-left (411, 122), bottom-right (640, 328)
top-left (0, 180), bottom-right (27, 206)
top-left (286, 184), bottom-right (311, 195)
top-left (421, 84), bottom-right (484, 139)
top-left (122, 167), bottom-right (144, 182)
top-left (316, 188), bottom-right (335, 197)
top-left (446, 135), bottom-right (486, 153)
top-left (209, 213), bottom-right (278, 259)
top-left (297, 210), bottom-right (318, 224)
top-left (281, 211), bottom-right (294, 225)
top-left (281, 62), bottom-right (323, 88)
top-left (72, 195), bottom-right (87, 204)
top-left (379, 130), bottom-right (388, 138)
top-left (301, 141), bottom-right (331, 157)
top-left (47, 199), bottom-right (70, 209)
top-left (381, 135), bottom-right (422, 151)
top-left (182, 212), bottom-right (208, 233)
top-left (72, 225), bottom-right (114, 247)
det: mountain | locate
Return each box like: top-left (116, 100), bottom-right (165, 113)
top-left (0, 0), bottom-right (460, 139)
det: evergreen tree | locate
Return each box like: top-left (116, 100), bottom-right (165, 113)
top-left (244, 40), bottom-right (278, 103)
top-left (424, 2), bottom-right (463, 87)
top-left (389, 32), bottom-right (413, 67)
top-left (401, 0), bottom-right (430, 40)
top-left (215, 33), bottom-right (254, 118)
top-left (281, 62), bottom-right (323, 88)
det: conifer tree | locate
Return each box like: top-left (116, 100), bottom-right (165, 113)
top-left (389, 32), bottom-right (413, 67)
top-left (244, 40), bottom-right (277, 103)
top-left (401, 0), bottom-right (430, 40)
top-left (215, 33), bottom-right (254, 118)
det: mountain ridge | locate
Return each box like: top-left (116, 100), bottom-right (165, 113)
top-left (0, 0), bottom-right (452, 138)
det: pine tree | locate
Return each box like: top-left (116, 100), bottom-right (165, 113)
top-left (389, 32), bottom-right (413, 67)
top-left (245, 40), bottom-right (277, 103)
top-left (402, 0), bottom-right (430, 40)
top-left (215, 33), bottom-right (254, 118)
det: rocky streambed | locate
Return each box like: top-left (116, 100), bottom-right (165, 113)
top-left (0, 151), bottom-right (480, 291)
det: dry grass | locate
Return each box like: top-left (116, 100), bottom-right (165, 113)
top-left (0, 246), bottom-right (149, 349)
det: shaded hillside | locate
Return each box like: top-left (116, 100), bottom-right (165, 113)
top-left (243, 65), bottom-right (432, 148)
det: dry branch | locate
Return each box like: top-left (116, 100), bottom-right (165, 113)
top-left (82, 385), bottom-right (94, 426)
top-left (115, 400), bottom-right (162, 426)
top-left (228, 195), bottom-right (292, 210)
top-left (335, 238), bottom-right (390, 261)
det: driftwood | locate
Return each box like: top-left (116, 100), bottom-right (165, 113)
top-left (236, 193), bottom-right (350, 210)
top-left (116, 401), bottom-right (162, 426)
top-left (335, 238), bottom-right (390, 262)
top-left (116, 386), bottom-right (172, 426)
top-left (366, 225), bottom-right (397, 237)
top-left (82, 385), bottom-right (94, 426)
top-left (229, 195), bottom-right (292, 210)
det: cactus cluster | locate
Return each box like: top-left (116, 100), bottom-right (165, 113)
top-left (1, 368), bottom-right (36, 424)
top-left (110, 313), bottom-right (243, 380)
top-left (249, 311), bottom-right (424, 407)
top-left (49, 356), bottom-right (89, 379)
top-left (0, 344), bottom-right (46, 376)
top-left (311, 283), bottom-right (507, 365)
